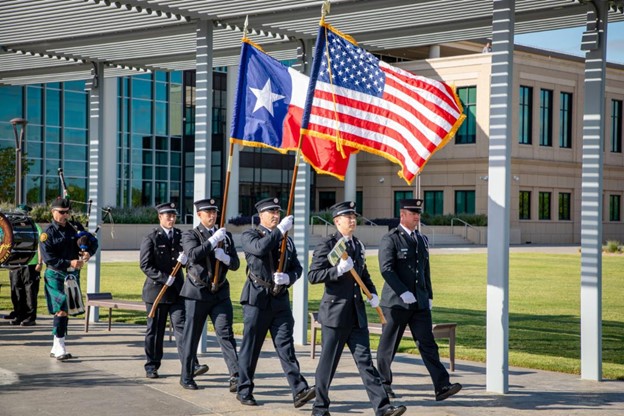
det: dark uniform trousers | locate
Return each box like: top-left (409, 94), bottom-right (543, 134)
top-left (9, 264), bottom-right (40, 322)
top-left (309, 232), bottom-right (391, 416)
top-left (376, 227), bottom-right (450, 392)
top-left (144, 300), bottom-right (186, 372)
top-left (179, 226), bottom-right (240, 383)
top-left (237, 225), bottom-right (307, 399)
top-left (140, 226), bottom-right (187, 373)
top-left (180, 296), bottom-right (238, 383)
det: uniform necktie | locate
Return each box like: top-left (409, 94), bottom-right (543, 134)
top-left (167, 230), bottom-right (173, 242)
top-left (347, 239), bottom-right (355, 256)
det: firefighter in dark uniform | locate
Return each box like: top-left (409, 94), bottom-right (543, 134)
top-left (308, 201), bottom-right (406, 416)
top-left (178, 198), bottom-right (240, 391)
top-left (41, 197), bottom-right (98, 360)
top-left (139, 202), bottom-right (207, 379)
top-left (376, 199), bottom-right (461, 401)
top-left (236, 197), bottom-right (315, 408)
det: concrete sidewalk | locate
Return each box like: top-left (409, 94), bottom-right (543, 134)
top-left (1, 315), bottom-right (621, 416)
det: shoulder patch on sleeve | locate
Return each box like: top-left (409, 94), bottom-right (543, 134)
top-left (40, 232), bottom-right (48, 242)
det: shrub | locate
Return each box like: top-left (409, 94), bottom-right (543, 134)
top-left (107, 206), bottom-right (158, 224)
top-left (604, 240), bottom-right (622, 254)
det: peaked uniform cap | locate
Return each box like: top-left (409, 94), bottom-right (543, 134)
top-left (330, 201), bottom-right (359, 218)
top-left (50, 197), bottom-right (71, 210)
top-left (255, 197), bottom-right (282, 213)
top-left (400, 199), bottom-right (423, 213)
top-left (156, 202), bottom-right (177, 215)
top-left (194, 198), bottom-right (219, 212)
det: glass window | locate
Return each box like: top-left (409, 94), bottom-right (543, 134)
top-left (155, 102), bottom-right (167, 135)
top-left (456, 86), bottom-right (476, 144)
top-left (455, 190), bottom-right (475, 215)
top-left (519, 86), bottom-right (533, 144)
top-left (319, 191), bottom-right (336, 211)
top-left (63, 144), bottom-right (88, 161)
top-left (64, 80), bottom-right (86, 92)
top-left (63, 161), bottom-right (87, 178)
top-left (559, 92), bottom-right (573, 148)
top-left (155, 82), bottom-right (167, 101)
top-left (45, 88), bottom-right (61, 127)
top-left (131, 78), bottom-right (153, 100)
top-left (558, 192), bottom-right (571, 221)
top-left (424, 190), bottom-right (443, 215)
top-left (0, 85), bottom-right (23, 121)
top-left (539, 192), bottom-right (551, 220)
top-left (356, 191), bottom-right (363, 214)
top-left (64, 91), bottom-right (87, 129)
top-left (131, 99), bottom-right (152, 135)
top-left (539, 89), bottom-right (553, 146)
top-left (64, 128), bottom-right (87, 145)
top-left (609, 195), bottom-right (621, 222)
top-left (611, 99), bottom-right (622, 153)
top-left (394, 190), bottom-right (414, 217)
top-left (519, 191), bottom-right (531, 220)
top-left (26, 86), bottom-right (42, 125)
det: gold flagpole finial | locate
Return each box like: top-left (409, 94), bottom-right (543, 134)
top-left (321, 0), bottom-right (331, 23)
top-left (242, 15), bottom-right (249, 40)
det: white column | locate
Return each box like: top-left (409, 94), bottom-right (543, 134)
top-left (344, 154), bottom-right (357, 202)
top-left (102, 77), bottom-right (118, 207)
top-left (195, 20), bottom-right (214, 353)
top-left (580, 1), bottom-right (607, 381)
top-left (486, 0), bottom-right (515, 394)
top-left (226, 64), bottom-right (240, 222)
top-left (86, 62), bottom-right (105, 322)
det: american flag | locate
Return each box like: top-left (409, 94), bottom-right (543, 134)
top-left (301, 24), bottom-right (465, 184)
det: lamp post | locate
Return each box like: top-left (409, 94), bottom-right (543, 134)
top-left (10, 118), bottom-right (28, 206)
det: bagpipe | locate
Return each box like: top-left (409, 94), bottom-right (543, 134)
top-left (58, 167), bottom-right (113, 258)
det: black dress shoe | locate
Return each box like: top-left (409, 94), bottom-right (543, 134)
top-left (382, 405), bottom-right (407, 416)
top-left (179, 380), bottom-right (198, 390)
top-left (311, 409), bottom-right (331, 416)
top-left (20, 320), bottom-right (36, 326)
top-left (294, 386), bottom-right (316, 408)
top-left (56, 353), bottom-right (73, 361)
top-left (435, 383), bottom-right (462, 401)
top-left (3, 312), bottom-right (16, 320)
top-left (9, 319), bottom-right (22, 326)
top-left (229, 375), bottom-right (238, 393)
top-left (383, 384), bottom-right (396, 398)
top-left (236, 393), bottom-right (258, 406)
top-left (193, 364), bottom-right (209, 376)
top-left (146, 370), bottom-right (159, 379)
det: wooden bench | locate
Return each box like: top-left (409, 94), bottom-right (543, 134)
top-left (84, 292), bottom-right (172, 341)
top-left (309, 312), bottom-right (456, 371)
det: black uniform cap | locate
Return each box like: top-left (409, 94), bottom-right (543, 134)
top-left (255, 197), bottom-right (282, 213)
top-left (194, 198), bottom-right (219, 212)
top-left (50, 197), bottom-right (71, 210)
top-left (155, 202), bottom-right (178, 215)
top-left (399, 199), bottom-right (423, 213)
top-left (330, 201), bottom-right (359, 218)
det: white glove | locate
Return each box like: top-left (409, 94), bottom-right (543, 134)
top-left (429, 299), bottom-right (433, 310)
top-left (165, 275), bottom-right (175, 287)
top-left (336, 257), bottom-right (354, 275)
top-left (273, 272), bottom-right (289, 286)
top-left (214, 247), bottom-right (231, 266)
top-left (177, 252), bottom-right (188, 266)
top-left (400, 291), bottom-right (417, 304)
top-left (277, 215), bottom-right (294, 235)
top-left (367, 293), bottom-right (380, 308)
top-left (208, 228), bottom-right (227, 246)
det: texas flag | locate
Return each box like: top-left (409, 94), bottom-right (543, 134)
top-left (230, 40), bottom-right (354, 179)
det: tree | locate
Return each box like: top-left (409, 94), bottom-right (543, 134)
top-left (0, 146), bottom-right (30, 204)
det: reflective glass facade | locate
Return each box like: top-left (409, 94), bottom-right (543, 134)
top-left (0, 81), bottom-right (88, 206)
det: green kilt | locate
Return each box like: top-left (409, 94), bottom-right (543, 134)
top-left (44, 269), bottom-right (81, 314)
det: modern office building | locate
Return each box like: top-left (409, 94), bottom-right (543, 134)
top-left (1, 42), bottom-right (622, 243)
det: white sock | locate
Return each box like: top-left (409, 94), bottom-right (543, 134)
top-left (55, 336), bottom-right (67, 357)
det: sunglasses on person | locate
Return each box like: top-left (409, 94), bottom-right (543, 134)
top-left (55, 210), bottom-right (71, 215)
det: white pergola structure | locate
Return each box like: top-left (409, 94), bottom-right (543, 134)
top-left (1, 0), bottom-right (623, 393)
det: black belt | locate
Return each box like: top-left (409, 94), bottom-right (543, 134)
top-left (48, 266), bottom-right (75, 274)
top-left (248, 272), bottom-right (273, 289)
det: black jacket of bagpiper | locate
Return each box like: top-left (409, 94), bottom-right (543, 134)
top-left (378, 227), bottom-right (433, 310)
top-left (179, 223), bottom-right (240, 302)
top-left (140, 227), bottom-right (184, 304)
top-left (308, 231), bottom-right (377, 329)
top-left (40, 220), bottom-right (99, 271)
top-left (240, 224), bottom-right (302, 311)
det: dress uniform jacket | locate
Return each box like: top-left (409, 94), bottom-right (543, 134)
top-left (140, 227), bottom-right (184, 304)
top-left (378, 227), bottom-right (433, 310)
top-left (180, 223), bottom-right (240, 301)
top-left (308, 231), bottom-right (376, 328)
top-left (240, 225), bottom-right (302, 310)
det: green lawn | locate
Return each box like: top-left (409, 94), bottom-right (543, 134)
top-left (1, 252), bottom-right (622, 380)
